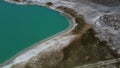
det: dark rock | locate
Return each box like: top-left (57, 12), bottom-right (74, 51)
top-left (95, 14), bottom-right (120, 56)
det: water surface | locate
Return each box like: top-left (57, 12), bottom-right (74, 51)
top-left (0, 0), bottom-right (69, 64)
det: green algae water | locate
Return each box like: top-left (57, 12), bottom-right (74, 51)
top-left (0, 1), bottom-right (69, 64)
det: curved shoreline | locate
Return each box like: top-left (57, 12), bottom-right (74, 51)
top-left (1, 0), bottom-right (120, 68)
top-left (0, 1), bottom-right (76, 67)
top-left (1, 13), bottom-right (74, 66)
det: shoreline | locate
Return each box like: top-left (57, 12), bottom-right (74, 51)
top-left (0, 0), bottom-right (76, 67)
top-left (0, 13), bottom-right (75, 66)
top-left (1, 0), bottom-right (120, 68)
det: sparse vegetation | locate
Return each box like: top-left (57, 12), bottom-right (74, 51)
top-left (55, 6), bottom-right (118, 68)
top-left (53, 29), bottom-right (114, 68)
top-left (72, 15), bottom-right (88, 34)
top-left (56, 6), bottom-right (77, 17)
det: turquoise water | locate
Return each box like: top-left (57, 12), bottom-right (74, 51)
top-left (0, 1), bottom-right (69, 64)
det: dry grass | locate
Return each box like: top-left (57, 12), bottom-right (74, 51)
top-left (53, 29), bottom-right (114, 68)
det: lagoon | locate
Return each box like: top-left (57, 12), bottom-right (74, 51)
top-left (0, 0), bottom-right (69, 64)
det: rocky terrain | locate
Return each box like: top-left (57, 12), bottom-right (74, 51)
top-left (1, 0), bottom-right (120, 68)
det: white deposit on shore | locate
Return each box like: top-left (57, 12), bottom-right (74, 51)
top-left (1, 0), bottom-right (77, 68)
top-left (2, 35), bottom-right (76, 68)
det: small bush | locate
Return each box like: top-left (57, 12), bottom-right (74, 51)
top-left (46, 2), bottom-right (53, 6)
